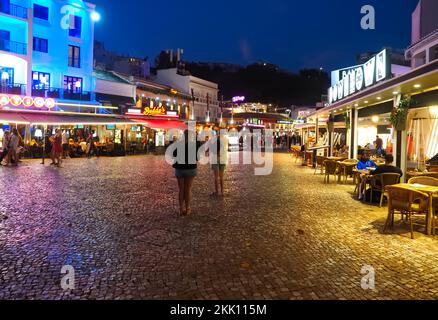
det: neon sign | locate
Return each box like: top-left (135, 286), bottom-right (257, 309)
top-left (143, 100), bottom-right (167, 116)
top-left (0, 94), bottom-right (56, 109)
top-left (232, 96), bottom-right (246, 103)
top-left (328, 49), bottom-right (390, 105)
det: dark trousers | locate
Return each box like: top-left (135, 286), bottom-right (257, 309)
top-left (0, 148), bottom-right (8, 163)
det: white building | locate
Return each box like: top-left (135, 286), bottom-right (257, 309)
top-left (405, 0), bottom-right (438, 68)
top-left (0, 0), bottom-right (98, 101)
top-left (155, 68), bottom-right (219, 122)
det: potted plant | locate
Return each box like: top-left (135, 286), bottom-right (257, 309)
top-left (327, 114), bottom-right (335, 132)
top-left (343, 112), bottom-right (351, 130)
top-left (390, 97), bottom-right (415, 131)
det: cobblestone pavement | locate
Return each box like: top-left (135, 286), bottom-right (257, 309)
top-left (0, 153), bottom-right (438, 300)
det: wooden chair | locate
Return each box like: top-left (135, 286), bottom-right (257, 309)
top-left (408, 177), bottom-right (438, 186)
top-left (323, 160), bottom-right (339, 184)
top-left (314, 156), bottom-right (327, 175)
top-left (338, 160), bottom-right (358, 184)
top-left (370, 173), bottom-right (401, 207)
top-left (384, 186), bottom-right (430, 239)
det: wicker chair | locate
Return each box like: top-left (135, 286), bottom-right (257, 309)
top-left (314, 156), bottom-right (327, 175)
top-left (408, 177), bottom-right (438, 186)
top-left (384, 186), bottom-right (430, 239)
top-left (338, 160), bottom-right (358, 184)
top-left (370, 173), bottom-right (401, 207)
top-left (323, 160), bottom-right (339, 184)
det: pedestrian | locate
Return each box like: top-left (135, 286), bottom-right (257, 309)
top-left (210, 130), bottom-right (229, 197)
top-left (51, 129), bottom-right (63, 166)
top-left (172, 129), bottom-right (200, 217)
top-left (62, 130), bottom-right (70, 159)
top-left (86, 131), bottom-right (96, 159)
top-left (8, 128), bottom-right (20, 166)
top-left (0, 130), bottom-right (11, 165)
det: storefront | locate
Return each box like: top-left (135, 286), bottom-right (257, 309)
top-left (0, 92), bottom-right (136, 158)
top-left (126, 96), bottom-right (187, 153)
top-left (305, 49), bottom-right (438, 180)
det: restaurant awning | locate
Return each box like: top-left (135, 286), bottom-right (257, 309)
top-left (131, 118), bottom-right (187, 130)
top-left (0, 112), bottom-right (29, 124)
top-left (0, 111), bottom-right (136, 125)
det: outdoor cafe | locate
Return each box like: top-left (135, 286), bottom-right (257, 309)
top-left (292, 56), bottom-right (438, 239)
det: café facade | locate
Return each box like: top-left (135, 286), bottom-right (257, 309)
top-left (304, 48), bottom-right (438, 180)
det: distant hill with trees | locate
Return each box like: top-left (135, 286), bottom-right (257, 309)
top-left (153, 50), bottom-right (330, 107)
top-left (184, 62), bottom-right (329, 107)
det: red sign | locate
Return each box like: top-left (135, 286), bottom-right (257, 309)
top-left (0, 94), bottom-right (56, 110)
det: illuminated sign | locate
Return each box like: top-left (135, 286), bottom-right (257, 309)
top-left (0, 94), bottom-right (56, 109)
top-left (328, 49), bottom-right (390, 105)
top-left (232, 96), bottom-right (246, 103)
top-left (170, 89), bottom-right (178, 95)
top-left (143, 100), bottom-right (166, 116)
top-left (277, 120), bottom-right (294, 125)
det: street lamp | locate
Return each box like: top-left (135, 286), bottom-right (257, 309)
top-left (91, 11), bottom-right (101, 22)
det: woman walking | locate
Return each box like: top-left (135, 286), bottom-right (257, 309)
top-left (172, 130), bottom-right (199, 217)
top-left (8, 128), bottom-right (20, 166)
top-left (51, 129), bottom-right (63, 166)
top-left (211, 130), bottom-right (229, 197)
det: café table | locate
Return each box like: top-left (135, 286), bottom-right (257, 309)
top-left (391, 183), bottom-right (438, 236)
top-left (337, 160), bottom-right (358, 183)
top-left (353, 168), bottom-right (376, 198)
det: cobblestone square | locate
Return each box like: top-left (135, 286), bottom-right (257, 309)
top-left (0, 153), bottom-right (437, 300)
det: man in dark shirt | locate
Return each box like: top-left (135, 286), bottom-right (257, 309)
top-left (372, 154), bottom-right (403, 178)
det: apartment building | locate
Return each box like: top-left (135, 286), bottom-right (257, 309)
top-left (0, 0), bottom-right (98, 101)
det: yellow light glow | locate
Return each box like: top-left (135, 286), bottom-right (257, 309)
top-left (430, 106), bottom-right (438, 118)
top-left (372, 116), bottom-right (380, 123)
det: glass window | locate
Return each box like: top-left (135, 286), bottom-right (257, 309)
top-left (68, 45), bottom-right (80, 68)
top-left (64, 76), bottom-right (82, 93)
top-left (33, 4), bottom-right (49, 20)
top-left (69, 15), bottom-right (82, 38)
top-left (32, 71), bottom-right (50, 89)
top-left (33, 37), bottom-right (48, 53)
top-left (0, 66), bottom-right (14, 85)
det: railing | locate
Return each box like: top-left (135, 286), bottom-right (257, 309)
top-left (0, 83), bottom-right (25, 95)
top-left (0, 38), bottom-right (27, 55)
top-left (0, 3), bottom-right (28, 19)
top-left (32, 87), bottom-right (92, 102)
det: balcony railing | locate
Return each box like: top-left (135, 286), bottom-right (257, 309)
top-left (0, 38), bottom-right (27, 55)
top-left (0, 83), bottom-right (25, 95)
top-left (0, 3), bottom-right (28, 19)
top-left (32, 87), bottom-right (92, 102)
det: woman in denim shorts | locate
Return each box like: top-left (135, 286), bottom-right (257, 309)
top-left (173, 130), bottom-right (200, 216)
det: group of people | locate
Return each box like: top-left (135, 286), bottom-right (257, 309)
top-left (172, 130), bottom-right (229, 217)
top-left (356, 152), bottom-right (403, 201)
top-left (48, 129), bottom-right (99, 166)
top-left (0, 128), bottom-right (23, 166)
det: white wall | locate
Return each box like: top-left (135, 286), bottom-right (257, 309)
top-left (95, 79), bottom-right (135, 98)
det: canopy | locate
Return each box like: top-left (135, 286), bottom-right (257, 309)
top-left (131, 118), bottom-right (187, 130)
top-left (0, 111), bottom-right (136, 125)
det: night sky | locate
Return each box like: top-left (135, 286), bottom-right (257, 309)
top-left (92, 0), bottom-right (419, 72)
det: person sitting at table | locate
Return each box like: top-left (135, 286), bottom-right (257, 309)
top-left (370, 154), bottom-right (403, 178)
top-left (356, 154), bottom-right (377, 200)
top-left (357, 154), bottom-right (377, 170)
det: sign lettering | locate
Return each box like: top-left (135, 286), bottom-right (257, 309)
top-left (328, 49), bottom-right (389, 105)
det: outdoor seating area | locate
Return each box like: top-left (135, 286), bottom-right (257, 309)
top-left (290, 149), bottom-right (438, 239)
